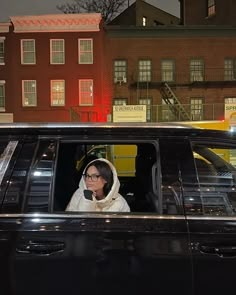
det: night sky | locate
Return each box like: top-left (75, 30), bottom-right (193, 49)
top-left (0, 0), bottom-right (180, 22)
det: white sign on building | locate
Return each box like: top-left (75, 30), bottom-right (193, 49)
top-left (113, 105), bottom-right (146, 122)
top-left (225, 104), bottom-right (236, 125)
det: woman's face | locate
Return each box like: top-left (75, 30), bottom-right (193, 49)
top-left (84, 165), bottom-right (107, 194)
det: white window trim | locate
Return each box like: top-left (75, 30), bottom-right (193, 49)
top-left (22, 80), bottom-right (37, 107)
top-left (0, 38), bottom-right (5, 65)
top-left (21, 39), bottom-right (36, 65)
top-left (50, 39), bottom-right (65, 65)
top-left (78, 38), bottom-right (93, 64)
top-left (79, 79), bottom-right (93, 106)
top-left (50, 80), bottom-right (65, 106)
top-left (0, 81), bottom-right (6, 111)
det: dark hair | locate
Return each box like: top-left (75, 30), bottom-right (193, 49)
top-left (85, 160), bottom-right (113, 196)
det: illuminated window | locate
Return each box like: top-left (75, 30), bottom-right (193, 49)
top-left (21, 39), bottom-right (36, 64)
top-left (114, 60), bottom-right (127, 83)
top-left (139, 97), bottom-right (152, 122)
top-left (138, 60), bottom-right (151, 82)
top-left (190, 59), bottom-right (204, 82)
top-left (0, 38), bottom-right (5, 64)
top-left (161, 59), bottom-right (175, 82)
top-left (224, 58), bottom-right (236, 81)
top-left (22, 80), bottom-right (37, 107)
top-left (113, 98), bottom-right (127, 105)
top-left (207, 0), bottom-right (216, 17)
top-left (50, 39), bottom-right (65, 64)
top-left (0, 81), bottom-right (5, 110)
top-left (79, 39), bottom-right (93, 64)
top-left (142, 16), bottom-right (147, 26)
top-left (79, 79), bottom-right (93, 106)
top-left (51, 80), bottom-right (65, 106)
top-left (190, 98), bottom-right (203, 120)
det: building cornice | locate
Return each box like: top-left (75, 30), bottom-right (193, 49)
top-left (105, 25), bottom-right (236, 38)
top-left (0, 22), bottom-right (11, 33)
top-left (10, 14), bottom-right (102, 33)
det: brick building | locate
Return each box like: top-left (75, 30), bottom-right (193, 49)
top-left (179, 0), bottom-right (236, 26)
top-left (0, 13), bottom-right (112, 122)
top-left (1, 0), bottom-right (236, 123)
top-left (106, 25), bottom-right (236, 123)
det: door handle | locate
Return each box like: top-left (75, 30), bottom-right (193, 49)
top-left (16, 240), bottom-right (65, 256)
top-left (199, 244), bottom-right (236, 258)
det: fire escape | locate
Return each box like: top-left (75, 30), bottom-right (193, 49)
top-left (159, 82), bottom-right (191, 121)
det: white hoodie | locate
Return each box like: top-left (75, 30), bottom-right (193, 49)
top-left (66, 158), bottom-right (130, 212)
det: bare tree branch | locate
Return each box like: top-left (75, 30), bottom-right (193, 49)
top-left (57, 0), bottom-right (128, 23)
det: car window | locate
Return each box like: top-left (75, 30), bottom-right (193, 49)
top-left (185, 140), bottom-right (236, 216)
top-left (0, 140), bottom-right (21, 210)
top-left (2, 140), bottom-right (56, 213)
top-left (54, 141), bottom-right (163, 214)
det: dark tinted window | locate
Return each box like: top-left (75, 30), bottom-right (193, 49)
top-left (185, 140), bottom-right (236, 216)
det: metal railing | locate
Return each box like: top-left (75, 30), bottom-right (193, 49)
top-left (69, 103), bottom-right (225, 122)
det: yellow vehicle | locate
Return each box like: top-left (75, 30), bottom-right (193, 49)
top-left (182, 119), bottom-right (231, 162)
top-left (182, 119), bottom-right (230, 131)
top-left (76, 144), bottom-right (137, 176)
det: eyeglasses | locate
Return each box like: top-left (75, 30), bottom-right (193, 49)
top-left (83, 173), bottom-right (101, 182)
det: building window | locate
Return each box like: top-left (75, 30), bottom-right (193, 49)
top-left (142, 16), bottom-right (147, 26)
top-left (114, 60), bottom-right (127, 83)
top-left (139, 98), bottom-right (152, 122)
top-left (190, 59), bottom-right (204, 82)
top-left (51, 80), bottom-right (65, 106)
top-left (113, 98), bottom-right (127, 105)
top-left (161, 98), bottom-right (175, 122)
top-left (50, 39), bottom-right (65, 64)
top-left (224, 59), bottom-right (236, 81)
top-left (21, 40), bottom-right (36, 64)
top-left (138, 60), bottom-right (151, 82)
top-left (79, 39), bottom-right (93, 64)
top-left (0, 38), bottom-right (5, 64)
top-left (190, 98), bottom-right (203, 120)
top-left (207, 0), bottom-right (216, 17)
top-left (22, 80), bottom-right (37, 107)
top-left (0, 82), bottom-right (5, 110)
top-left (161, 59), bottom-right (175, 82)
top-left (79, 80), bottom-right (93, 106)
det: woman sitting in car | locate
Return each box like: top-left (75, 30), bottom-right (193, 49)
top-left (66, 158), bottom-right (130, 212)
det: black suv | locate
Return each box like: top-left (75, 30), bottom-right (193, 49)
top-left (1, 122), bottom-right (236, 295)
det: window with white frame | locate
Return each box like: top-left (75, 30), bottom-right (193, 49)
top-left (51, 80), bottom-right (65, 106)
top-left (207, 0), bottom-right (216, 17)
top-left (114, 60), bottom-right (127, 83)
top-left (21, 39), bottom-right (36, 64)
top-left (225, 97), bottom-right (236, 104)
top-left (161, 98), bottom-right (175, 122)
top-left (190, 59), bottom-right (204, 82)
top-left (161, 59), bottom-right (175, 82)
top-left (0, 38), bottom-right (5, 64)
top-left (79, 80), bottom-right (93, 106)
top-left (139, 98), bottom-right (152, 122)
top-left (138, 60), bottom-right (151, 82)
top-left (0, 81), bottom-right (5, 110)
top-left (113, 98), bottom-right (127, 105)
top-left (190, 98), bottom-right (203, 120)
top-left (22, 80), bottom-right (37, 107)
top-left (50, 39), bottom-right (65, 64)
top-left (79, 39), bottom-right (93, 64)
top-left (224, 58), bottom-right (236, 81)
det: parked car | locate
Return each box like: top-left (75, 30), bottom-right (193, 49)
top-left (1, 122), bottom-right (236, 295)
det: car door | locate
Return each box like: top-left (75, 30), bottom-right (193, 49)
top-left (0, 135), bottom-right (193, 295)
top-left (180, 135), bottom-right (236, 295)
